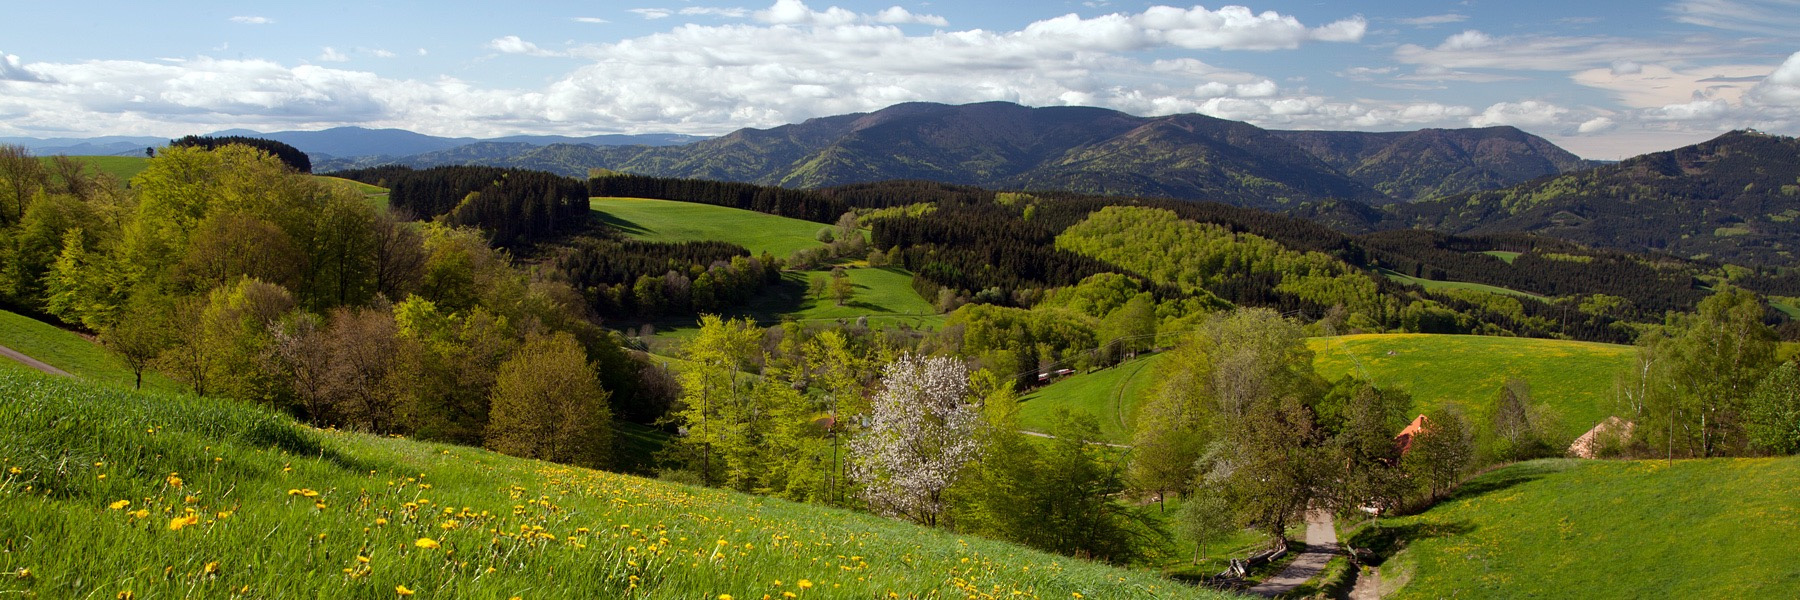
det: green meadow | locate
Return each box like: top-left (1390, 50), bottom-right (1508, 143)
top-left (1355, 457), bottom-right (1800, 598)
top-left (591, 197), bottom-right (830, 257)
top-left (1308, 334), bottom-right (1635, 439)
top-left (1020, 334), bottom-right (1635, 445)
top-left (0, 369), bottom-right (1236, 599)
top-left (0, 309), bottom-right (181, 392)
top-left (1375, 268), bottom-right (1544, 300)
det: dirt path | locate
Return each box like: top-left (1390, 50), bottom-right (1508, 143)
top-left (0, 343), bottom-right (73, 377)
top-left (1247, 510), bottom-right (1337, 597)
top-left (1017, 430), bottom-right (1132, 449)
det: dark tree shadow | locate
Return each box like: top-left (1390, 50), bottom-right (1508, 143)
top-left (1348, 521), bottom-right (1476, 567)
top-left (592, 211), bottom-right (651, 236)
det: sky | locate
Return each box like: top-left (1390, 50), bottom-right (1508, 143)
top-left (3, 1), bottom-right (1800, 158)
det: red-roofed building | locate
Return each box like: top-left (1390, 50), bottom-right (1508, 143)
top-left (1394, 414), bottom-right (1429, 456)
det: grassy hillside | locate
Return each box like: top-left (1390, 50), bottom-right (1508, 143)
top-left (0, 309), bottom-right (181, 392)
top-left (1018, 354), bottom-right (1167, 443)
top-left (776, 267), bottom-right (942, 326)
top-left (1375, 268), bottom-right (1544, 300)
top-left (1020, 334), bottom-right (1633, 445)
top-left (592, 197), bottom-right (829, 257)
top-left (1309, 334), bottom-right (1634, 439)
top-left (1355, 458), bottom-right (1800, 598)
top-left (48, 155), bottom-right (152, 181)
top-left (0, 370), bottom-right (1231, 599)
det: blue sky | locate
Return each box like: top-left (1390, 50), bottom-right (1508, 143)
top-left (3, 1), bottom-right (1800, 158)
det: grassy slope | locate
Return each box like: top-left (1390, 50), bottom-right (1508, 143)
top-left (1375, 268), bottom-right (1544, 300)
top-left (1022, 334), bottom-right (1632, 445)
top-left (1309, 334), bottom-right (1634, 439)
top-left (590, 197), bottom-right (942, 343)
top-left (1018, 354), bottom-right (1168, 443)
top-left (46, 156), bottom-right (151, 181)
top-left (766, 267), bottom-right (943, 327)
top-left (0, 370), bottom-right (1233, 599)
top-left (591, 197), bottom-right (828, 257)
top-left (1482, 250), bottom-right (1521, 264)
top-left (1359, 458), bottom-right (1800, 598)
top-left (0, 309), bottom-right (181, 393)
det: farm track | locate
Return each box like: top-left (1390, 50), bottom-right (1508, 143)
top-left (0, 343), bottom-right (71, 377)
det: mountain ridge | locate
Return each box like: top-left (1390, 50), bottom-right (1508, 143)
top-left (1396, 129), bottom-right (1800, 264)
top-left (318, 101), bottom-right (1594, 210)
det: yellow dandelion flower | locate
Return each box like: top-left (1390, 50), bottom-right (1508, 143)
top-left (129, 509), bottom-right (149, 520)
top-left (166, 474), bottom-right (183, 488)
top-left (109, 500), bottom-right (131, 510)
top-left (203, 562), bottom-right (220, 575)
top-left (116, 591), bottom-right (134, 600)
top-left (168, 515), bottom-right (200, 531)
top-left (718, 595), bottom-right (733, 600)
top-left (6, 467), bottom-right (19, 475)
top-left (396, 585), bottom-right (415, 596)
top-left (14, 568), bottom-right (30, 580)
top-left (357, 555), bottom-right (371, 563)
top-left (216, 510), bottom-right (233, 519)
top-left (797, 580), bottom-right (813, 590)
top-left (415, 537), bottom-right (440, 549)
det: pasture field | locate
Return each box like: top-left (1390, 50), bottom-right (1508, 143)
top-left (1021, 334), bottom-right (1633, 445)
top-left (1308, 334), bottom-right (1635, 439)
top-left (0, 309), bottom-right (182, 392)
top-left (772, 267), bottom-right (942, 326)
top-left (1480, 250), bottom-right (1522, 264)
top-left (1375, 268), bottom-right (1544, 300)
top-left (591, 197), bottom-right (829, 257)
top-left (45, 155), bottom-right (152, 181)
top-left (0, 370), bottom-right (1235, 599)
top-left (1354, 457), bottom-right (1800, 598)
top-left (1018, 353), bottom-right (1168, 444)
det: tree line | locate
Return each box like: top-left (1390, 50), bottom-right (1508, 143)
top-left (0, 143), bottom-right (664, 473)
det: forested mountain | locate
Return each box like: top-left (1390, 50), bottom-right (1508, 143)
top-left (320, 102), bottom-right (1593, 210)
top-left (1272, 126), bottom-right (1601, 201)
top-left (206, 126), bottom-right (704, 160)
top-left (1397, 130), bottom-right (1800, 264)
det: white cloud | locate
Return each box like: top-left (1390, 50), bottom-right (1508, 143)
top-left (317, 47), bottom-right (348, 63)
top-left (1572, 63), bottom-right (1767, 108)
top-left (628, 8), bottom-right (673, 19)
top-left (1750, 51), bottom-right (1800, 105)
top-left (754, 0), bottom-right (942, 27)
top-left (1577, 116), bottom-right (1617, 134)
top-left (416, 48), bottom-right (429, 56)
top-left (873, 7), bottom-right (946, 26)
top-left (1470, 100), bottom-right (1570, 128)
top-left (1396, 30), bottom-right (1742, 72)
top-left (229, 16), bottom-right (274, 25)
top-left (487, 36), bottom-right (568, 58)
top-left (0, 2), bottom-right (1442, 139)
top-left (572, 16), bottom-right (611, 24)
top-left (1667, 0), bottom-right (1800, 36)
top-left (682, 7), bottom-right (751, 19)
top-left (0, 52), bottom-right (50, 83)
top-left (1395, 14), bottom-right (1468, 27)
top-left (372, 49), bottom-right (396, 59)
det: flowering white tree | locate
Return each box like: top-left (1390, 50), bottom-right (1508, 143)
top-left (849, 354), bottom-right (983, 526)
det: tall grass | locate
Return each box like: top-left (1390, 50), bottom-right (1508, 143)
top-left (0, 370), bottom-right (1237, 599)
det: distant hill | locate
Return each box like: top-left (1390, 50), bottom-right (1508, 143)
top-left (1272, 127), bottom-right (1601, 201)
top-left (208, 126), bottom-right (705, 160)
top-left (0, 135), bottom-right (164, 156)
top-left (322, 102), bottom-right (1593, 211)
top-left (1397, 130), bottom-right (1800, 264)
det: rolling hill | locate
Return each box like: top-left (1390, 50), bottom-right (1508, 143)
top-left (321, 102), bottom-right (1596, 211)
top-left (1353, 457), bottom-right (1800, 598)
top-left (1020, 334), bottom-right (1635, 445)
top-left (1272, 127), bottom-right (1600, 201)
top-left (0, 368), bottom-right (1235, 599)
top-left (1397, 129), bottom-right (1800, 264)
top-left (1308, 334), bottom-right (1636, 440)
